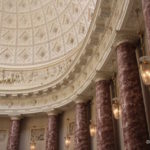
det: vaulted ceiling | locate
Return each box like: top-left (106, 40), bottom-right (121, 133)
top-left (0, 0), bottom-right (96, 66)
top-left (0, 0), bottom-right (97, 96)
top-left (0, 0), bottom-right (141, 115)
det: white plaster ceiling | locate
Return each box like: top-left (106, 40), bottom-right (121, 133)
top-left (0, 0), bottom-right (96, 66)
top-left (0, 0), bottom-right (141, 115)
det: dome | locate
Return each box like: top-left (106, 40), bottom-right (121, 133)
top-left (0, 0), bottom-right (138, 114)
top-left (0, 0), bottom-right (97, 94)
top-left (0, 0), bottom-right (96, 67)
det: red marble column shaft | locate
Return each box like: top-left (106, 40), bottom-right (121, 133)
top-left (142, 0), bottom-right (150, 52)
top-left (7, 118), bottom-right (21, 150)
top-left (96, 80), bottom-right (115, 150)
top-left (116, 42), bottom-right (149, 150)
top-left (75, 102), bottom-right (90, 150)
top-left (46, 115), bottom-right (58, 150)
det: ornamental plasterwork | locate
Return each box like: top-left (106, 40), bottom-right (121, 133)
top-left (0, 0), bottom-right (96, 66)
top-left (0, 51), bottom-right (77, 91)
top-left (0, 0), bottom-right (96, 94)
top-left (31, 128), bottom-right (45, 141)
top-left (0, 0), bottom-right (139, 115)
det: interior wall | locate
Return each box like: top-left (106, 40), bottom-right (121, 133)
top-left (0, 118), bottom-right (10, 150)
top-left (59, 101), bottom-right (97, 150)
top-left (19, 116), bottom-right (47, 150)
top-left (0, 84), bottom-right (149, 150)
top-left (0, 105), bottom-right (97, 150)
top-left (0, 103), bottom-right (129, 150)
top-left (58, 98), bottom-right (99, 150)
top-left (59, 107), bottom-right (75, 150)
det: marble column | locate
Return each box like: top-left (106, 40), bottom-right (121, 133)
top-left (7, 116), bottom-right (21, 150)
top-left (142, 0), bottom-right (150, 52)
top-left (46, 112), bottom-right (58, 150)
top-left (116, 41), bottom-right (149, 149)
top-left (74, 100), bottom-right (90, 150)
top-left (96, 79), bottom-right (115, 150)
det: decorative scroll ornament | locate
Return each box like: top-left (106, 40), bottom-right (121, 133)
top-left (0, 52), bottom-right (76, 90)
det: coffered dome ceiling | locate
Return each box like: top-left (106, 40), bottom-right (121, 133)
top-left (0, 0), bottom-right (138, 114)
top-left (0, 0), bottom-right (96, 66)
top-left (0, 0), bottom-right (97, 93)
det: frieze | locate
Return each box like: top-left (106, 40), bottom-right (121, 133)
top-left (0, 52), bottom-right (77, 90)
